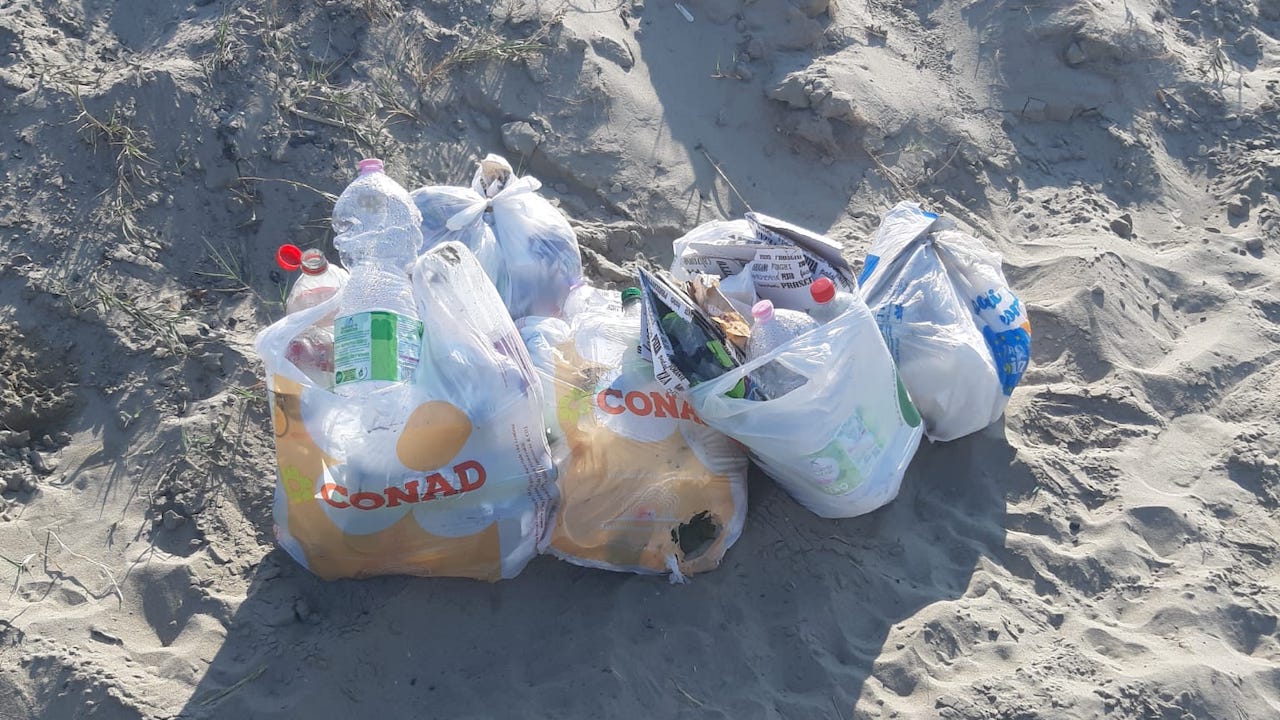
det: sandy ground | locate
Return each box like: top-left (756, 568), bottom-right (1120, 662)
top-left (2, 0), bottom-right (1279, 718)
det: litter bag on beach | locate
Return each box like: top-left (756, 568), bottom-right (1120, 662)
top-left (858, 202), bottom-right (1031, 442)
top-left (688, 297), bottom-right (924, 518)
top-left (519, 289), bottom-right (748, 581)
top-left (657, 218), bottom-right (924, 518)
top-left (412, 154), bottom-right (582, 319)
top-left (254, 242), bottom-right (557, 581)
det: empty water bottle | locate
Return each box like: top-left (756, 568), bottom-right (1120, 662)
top-left (745, 299), bottom-right (818, 398)
top-left (332, 158), bottom-right (422, 238)
top-left (806, 277), bottom-right (856, 324)
top-left (278, 244), bottom-right (348, 388)
top-left (332, 227), bottom-right (424, 395)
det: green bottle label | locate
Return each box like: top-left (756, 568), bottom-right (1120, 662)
top-left (333, 310), bottom-right (423, 387)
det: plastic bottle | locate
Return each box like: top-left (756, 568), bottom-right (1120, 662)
top-left (277, 245), bottom-right (349, 389)
top-left (745, 299), bottom-right (818, 398)
top-left (331, 158), bottom-right (422, 238)
top-left (278, 244), bottom-right (349, 314)
top-left (621, 287), bottom-right (643, 322)
top-left (807, 277), bottom-right (856, 324)
top-left (332, 227), bottom-right (424, 395)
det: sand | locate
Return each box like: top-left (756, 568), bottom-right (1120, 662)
top-left (2, 0), bottom-right (1278, 718)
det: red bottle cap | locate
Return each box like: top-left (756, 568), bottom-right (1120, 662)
top-left (357, 158), bottom-right (384, 175)
top-left (276, 244), bottom-right (302, 272)
top-left (810, 277), bottom-right (835, 304)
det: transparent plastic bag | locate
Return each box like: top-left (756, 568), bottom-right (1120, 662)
top-left (410, 184), bottom-right (504, 286)
top-left (253, 242), bottom-right (557, 581)
top-left (689, 285), bottom-right (924, 519)
top-left (412, 154), bottom-right (582, 320)
top-left (858, 202), bottom-right (1031, 442)
top-left (521, 287), bottom-right (749, 582)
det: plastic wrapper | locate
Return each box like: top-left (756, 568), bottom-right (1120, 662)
top-left (254, 242), bottom-right (557, 581)
top-left (858, 202), bottom-right (1031, 442)
top-left (521, 288), bottom-right (748, 581)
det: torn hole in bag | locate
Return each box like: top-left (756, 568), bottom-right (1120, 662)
top-left (671, 510), bottom-right (721, 563)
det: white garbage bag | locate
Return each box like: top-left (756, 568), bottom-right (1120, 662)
top-left (688, 295), bottom-right (924, 519)
top-left (858, 202), bottom-right (1032, 442)
top-left (254, 242), bottom-right (557, 581)
top-left (412, 154), bottom-right (583, 319)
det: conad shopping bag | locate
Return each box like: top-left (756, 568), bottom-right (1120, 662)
top-left (254, 242), bottom-right (557, 581)
top-left (858, 202), bottom-right (1031, 441)
top-left (520, 290), bottom-right (748, 582)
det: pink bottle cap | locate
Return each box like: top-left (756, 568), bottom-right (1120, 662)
top-left (751, 299), bottom-right (774, 323)
top-left (276, 244), bottom-right (302, 272)
top-left (357, 158), bottom-right (384, 175)
top-left (810, 277), bottom-right (835, 304)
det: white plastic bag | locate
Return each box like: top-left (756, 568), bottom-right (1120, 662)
top-left (412, 154), bottom-right (583, 320)
top-left (254, 242), bottom-right (557, 581)
top-left (689, 297), bottom-right (924, 518)
top-left (522, 288), bottom-right (749, 581)
top-left (858, 202), bottom-right (1031, 442)
top-left (410, 184), bottom-right (503, 285)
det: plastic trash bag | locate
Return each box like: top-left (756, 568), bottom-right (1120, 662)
top-left (688, 296), bottom-right (924, 518)
top-left (254, 242), bottom-right (557, 581)
top-left (858, 202), bottom-right (1031, 442)
top-left (412, 154), bottom-right (583, 319)
top-left (521, 288), bottom-right (749, 581)
top-left (410, 184), bottom-right (503, 285)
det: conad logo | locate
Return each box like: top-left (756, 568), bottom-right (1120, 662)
top-left (319, 460), bottom-right (486, 510)
top-left (591, 370), bottom-right (703, 443)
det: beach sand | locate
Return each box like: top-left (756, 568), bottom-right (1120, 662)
top-left (1, 1), bottom-right (1278, 718)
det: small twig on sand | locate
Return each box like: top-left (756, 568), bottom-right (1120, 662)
top-left (45, 530), bottom-right (124, 605)
top-left (2, 552), bottom-right (37, 599)
top-left (673, 681), bottom-right (704, 708)
top-left (695, 144), bottom-right (753, 213)
top-left (832, 697), bottom-right (848, 720)
top-left (198, 665), bottom-right (267, 707)
top-left (235, 176), bottom-right (338, 203)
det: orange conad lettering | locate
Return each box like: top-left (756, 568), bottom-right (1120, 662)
top-left (317, 461), bottom-right (490, 511)
top-left (597, 388), bottom-right (625, 415)
top-left (321, 482), bottom-right (349, 509)
top-left (624, 391), bottom-right (652, 415)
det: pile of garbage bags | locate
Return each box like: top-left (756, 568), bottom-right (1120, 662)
top-left (254, 155), bottom-right (1030, 582)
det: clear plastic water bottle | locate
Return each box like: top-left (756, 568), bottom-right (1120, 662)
top-left (277, 244), bottom-right (348, 388)
top-left (621, 287), bottom-right (643, 322)
top-left (331, 158), bottom-right (422, 237)
top-left (807, 277), bottom-right (856, 324)
top-left (332, 227), bottom-right (424, 396)
top-left (278, 244), bottom-right (349, 314)
top-left (746, 299), bottom-right (818, 398)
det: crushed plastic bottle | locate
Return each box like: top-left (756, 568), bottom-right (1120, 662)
top-left (278, 244), bottom-right (348, 389)
top-left (331, 158), bottom-right (423, 239)
top-left (745, 299), bottom-right (818, 398)
top-left (806, 277), bottom-right (856, 324)
top-left (332, 227), bottom-right (424, 396)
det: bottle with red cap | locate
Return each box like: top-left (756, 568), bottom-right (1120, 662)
top-left (277, 244), bottom-right (349, 388)
top-left (807, 277), bottom-right (856, 325)
top-left (277, 244), bottom-right (350, 314)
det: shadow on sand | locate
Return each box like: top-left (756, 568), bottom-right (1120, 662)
top-left (176, 421), bottom-right (1021, 719)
